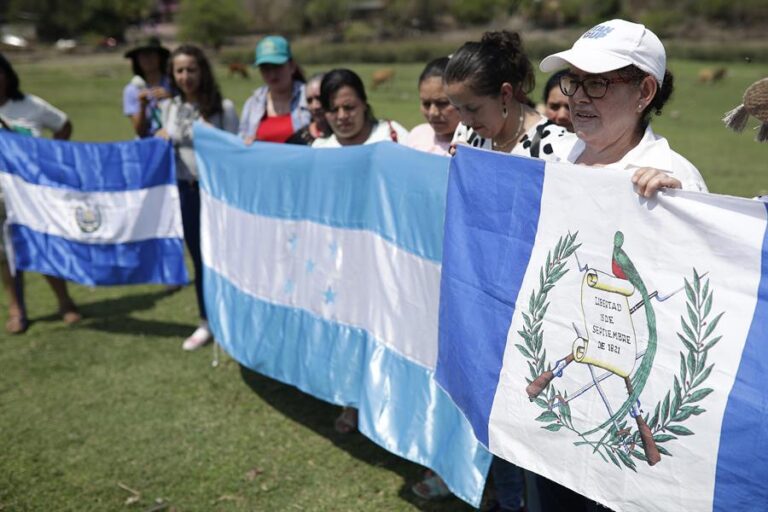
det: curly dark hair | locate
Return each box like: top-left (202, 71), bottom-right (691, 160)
top-left (168, 44), bottom-right (223, 120)
top-left (444, 30), bottom-right (535, 102)
top-left (0, 52), bottom-right (24, 101)
top-left (616, 65), bottom-right (674, 130)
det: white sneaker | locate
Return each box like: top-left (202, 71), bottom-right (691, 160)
top-left (182, 323), bottom-right (212, 351)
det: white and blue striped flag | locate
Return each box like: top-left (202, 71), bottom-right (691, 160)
top-left (0, 131), bottom-right (188, 285)
top-left (437, 146), bottom-right (768, 511)
top-left (194, 124), bottom-right (491, 507)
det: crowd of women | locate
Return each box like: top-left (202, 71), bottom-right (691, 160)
top-left (1, 18), bottom-right (715, 510)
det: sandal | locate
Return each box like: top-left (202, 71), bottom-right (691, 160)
top-left (334, 407), bottom-right (358, 434)
top-left (5, 313), bottom-right (29, 334)
top-left (412, 473), bottom-right (452, 500)
top-left (60, 307), bottom-right (82, 325)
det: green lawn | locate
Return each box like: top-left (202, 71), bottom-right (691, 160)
top-left (1, 281), bottom-right (474, 511)
top-left (1, 50), bottom-right (766, 510)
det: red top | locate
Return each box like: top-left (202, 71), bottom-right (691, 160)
top-left (255, 114), bottom-right (294, 143)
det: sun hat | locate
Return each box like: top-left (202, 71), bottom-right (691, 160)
top-left (723, 77), bottom-right (768, 142)
top-left (124, 36), bottom-right (170, 60)
top-left (254, 35), bottom-right (292, 66)
top-left (540, 19), bottom-right (666, 85)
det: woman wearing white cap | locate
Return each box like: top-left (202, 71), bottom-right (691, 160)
top-left (239, 35), bottom-right (310, 144)
top-left (535, 19), bottom-right (709, 509)
top-left (540, 18), bottom-right (707, 197)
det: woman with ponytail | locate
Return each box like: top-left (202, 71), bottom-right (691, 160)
top-left (445, 30), bottom-right (574, 160)
top-left (439, 30), bottom-right (576, 512)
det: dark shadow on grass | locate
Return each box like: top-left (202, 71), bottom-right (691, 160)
top-left (32, 288), bottom-right (192, 338)
top-left (79, 289), bottom-right (179, 317)
top-left (82, 317), bottom-right (191, 338)
top-left (238, 365), bottom-right (474, 511)
top-left (33, 289), bottom-right (174, 321)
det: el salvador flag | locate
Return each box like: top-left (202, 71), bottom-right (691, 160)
top-left (437, 146), bottom-right (768, 511)
top-left (194, 124), bottom-right (491, 507)
top-left (0, 130), bottom-right (188, 286)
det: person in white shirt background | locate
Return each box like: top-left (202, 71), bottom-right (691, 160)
top-left (310, 67), bottom-right (407, 436)
top-left (312, 68), bottom-right (408, 149)
top-left (122, 37), bottom-right (172, 138)
top-left (0, 52), bottom-right (81, 335)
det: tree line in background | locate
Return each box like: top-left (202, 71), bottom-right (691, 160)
top-left (1, 0), bottom-right (154, 42)
top-left (1, 0), bottom-right (767, 48)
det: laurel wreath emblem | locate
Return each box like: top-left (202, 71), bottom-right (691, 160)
top-left (517, 232), bottom-right (724, 470)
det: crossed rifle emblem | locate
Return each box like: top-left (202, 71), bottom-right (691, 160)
top-left (524, 232), bottom-right (698, 467)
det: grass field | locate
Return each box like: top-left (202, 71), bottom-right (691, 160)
top-left (1, 51), bottom-right (766, 511)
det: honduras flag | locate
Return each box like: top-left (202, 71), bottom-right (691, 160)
top-left (0, 130), bottom-right (187, 286)
top-left (437, 146), bottom-right (768, 511)
top-left (194, 124), bottom-right (491, 507)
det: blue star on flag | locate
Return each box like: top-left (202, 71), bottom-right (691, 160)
top-left (305, 259), bottom-right (316, 273)
top-left (323, 286), bottom-right (337, 305)
top-left (287, 233), bottom-right (298, 253)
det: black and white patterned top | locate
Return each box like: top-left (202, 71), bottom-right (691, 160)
top-left (452, 118), bottom-right (576, 162)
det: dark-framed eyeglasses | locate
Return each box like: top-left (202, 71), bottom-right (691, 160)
top-left (559, 73), bottom-right (637, 99)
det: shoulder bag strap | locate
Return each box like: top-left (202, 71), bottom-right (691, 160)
top-left (387, 120), bottom-right (398, 142)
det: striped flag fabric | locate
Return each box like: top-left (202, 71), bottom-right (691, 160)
top-left (437, 145), bottom-right (768, 511)
top-left (0, 130), bottom-right (188, 286)
top-left (194, 124), bottom-right (491, 507)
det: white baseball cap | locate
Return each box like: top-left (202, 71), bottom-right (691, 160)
top-left (540, 19), bottom-right (666, 85)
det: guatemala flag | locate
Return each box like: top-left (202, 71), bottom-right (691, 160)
top-left (194, 124), bottom-right (491, 507)
top-left (0, 130), bottom-right (187, 286)
top-left (437, 146), bottom-right (768, 511)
